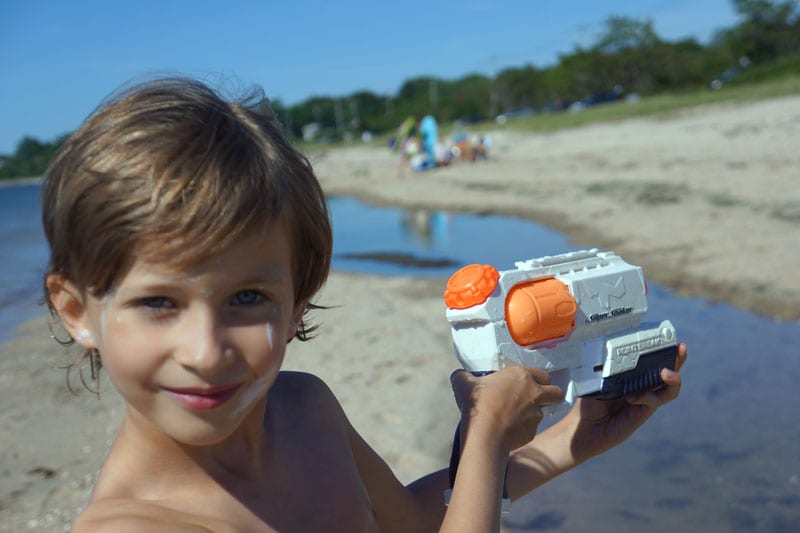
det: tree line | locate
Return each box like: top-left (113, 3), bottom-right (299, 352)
top-left (2, 0), bottom-right (798, 180)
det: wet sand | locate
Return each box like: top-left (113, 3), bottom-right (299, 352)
top-left (1, 95), bottom-right (798, 530)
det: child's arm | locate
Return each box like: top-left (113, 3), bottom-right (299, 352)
top-left (347, 366), bottom-right (563, 533)
top-left (506, 342), bottom-right (687, 499)
top-left (348, 343), bottom-right (684, 531)
top-left (438, 366), bottom-right (563, 532)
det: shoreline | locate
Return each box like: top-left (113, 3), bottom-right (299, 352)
top-left (326, 185), bottom-right (798, 321)
top-left (4, 96), bottom-right (799, 320)
top-left (0, 176), bottom-right (42, 188)
top-left (313, 95), bottom-right (800, 322)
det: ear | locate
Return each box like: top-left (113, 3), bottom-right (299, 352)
top-left (287, 300), bottom-right (307, 341)
top-left (46, 274), bottom-right (97, 350)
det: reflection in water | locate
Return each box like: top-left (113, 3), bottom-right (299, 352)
top-left (336, 251), bottom-right (458, 269)
top-left (337, 209), bottom-right (457, 269)
top-left (329, 195), bottom-right (800, 533)
top-left (402, 209), bottom-right (451, 248)
top-left (329, 195), bottom-right (578, 277)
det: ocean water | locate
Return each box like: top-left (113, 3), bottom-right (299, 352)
top-left (0, 184), bottom-right (50, 342)
top-left (2, 184), bottom-right (798, 531)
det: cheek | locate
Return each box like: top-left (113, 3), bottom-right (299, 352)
top-left (93, 309), bottom-right (166, 385)
top-left (261, 302), bottom-right (290, 352)
top-left (244, 321), bottom-right (286, 374)
top-left (265, 322), bottom-right (279, 351)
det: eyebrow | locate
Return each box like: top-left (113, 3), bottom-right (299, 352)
top-left (235, 271), bottom-right (287, 286)
top-left (119, 265), bottom-right (288, 292)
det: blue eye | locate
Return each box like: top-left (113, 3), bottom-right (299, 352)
top-left (232, 290), bottom-right (266, 306)
top-left (139, 297), bottom-right (174, 309)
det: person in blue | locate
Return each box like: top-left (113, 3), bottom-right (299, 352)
top-left (419, 115), bottom-right (438, 169)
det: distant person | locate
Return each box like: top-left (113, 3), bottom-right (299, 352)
top-left (474, 135), bottom-right (489, 160)
top-left (434, 139), bottom-right (452, 166)
top-left (42, 76), bottom-right (686, 532)
top-left (391, 115), bottom-right (416, 152)
top-left (419, 114), bottom-right (438, 168)
top-left (394, 115), bottom-right (419, 176)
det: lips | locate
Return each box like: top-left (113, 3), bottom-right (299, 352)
top-left (164, 383), bottom-right (242, 410)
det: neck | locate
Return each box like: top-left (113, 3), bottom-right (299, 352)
top-left (95, 399), bottom-right (271, 500)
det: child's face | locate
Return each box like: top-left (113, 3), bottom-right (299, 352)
top-left (77, 222), bottom-right (302, 445)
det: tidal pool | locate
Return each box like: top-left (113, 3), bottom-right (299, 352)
top-left (329, 195), bottom-right (581, 276)
top-left (329, 195), bottom-right (800, 533)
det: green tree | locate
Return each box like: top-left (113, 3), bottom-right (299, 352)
top-left (594, 16), bottom-right (661, 54)
top-left (0, 135), bottom-right (67, 180)
top-left (495, 65), bottom-right (547, 111)
top-left (719, 0), bottom-right (800, 62)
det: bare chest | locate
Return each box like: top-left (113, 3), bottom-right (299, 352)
top-left (257, 440), bottom-right (379, 532)
top-left (146, 447), bottom-right (379, 533)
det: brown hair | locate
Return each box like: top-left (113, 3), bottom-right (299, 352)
top-left (42, 77), bottom-right (332, 384)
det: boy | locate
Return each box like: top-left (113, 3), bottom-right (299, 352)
top-left (42, 77), bottom-right (685, 532)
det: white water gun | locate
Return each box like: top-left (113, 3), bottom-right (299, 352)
top-left (444, 249), bottom-right (678, 414)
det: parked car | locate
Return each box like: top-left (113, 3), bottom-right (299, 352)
top-left (495, 107), bottom-right (535, 124)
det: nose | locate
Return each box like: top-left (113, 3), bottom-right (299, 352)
top-left (173, 306), bottom-right (235, 375)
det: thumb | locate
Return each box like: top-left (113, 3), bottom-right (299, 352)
top-left (450, 369), bottom-right (475, 410)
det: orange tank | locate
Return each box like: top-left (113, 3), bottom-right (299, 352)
top-left (505, 278), bottom-right (577, 346)
top-left (444, 264), bottom-right (500, 310)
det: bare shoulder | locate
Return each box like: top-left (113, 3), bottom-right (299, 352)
top-left (73, 499), bottom-right (215, 533)
top-left (271, 371), bottom-right (344, 413)
top-left (272, 370), bottom-right (333, 394)
top-left (266, 371), bottom-right (352, 445)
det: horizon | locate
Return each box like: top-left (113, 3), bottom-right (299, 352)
top-left (0, 0), bottom-right (740, 155)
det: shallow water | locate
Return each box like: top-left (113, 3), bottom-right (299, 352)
top-left (2, 187), bottom-right (798, 530)
top-left (0, 184), bottom-right (49, 342)
top-left (329, 195), bottom-right (580, 277)
top-left (328, 195), bottom-right (800, 532)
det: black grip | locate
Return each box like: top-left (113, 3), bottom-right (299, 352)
top-left (448, 370), bottom-right (510, 503)
top-left (585, 344), bottom-right (679, 400)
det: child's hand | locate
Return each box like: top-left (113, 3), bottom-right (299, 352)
top-left (450, 367), bottom-right (564, 454)
top-left (566, 342), bottom-right (687, 463)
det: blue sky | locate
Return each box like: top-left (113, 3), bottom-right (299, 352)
top-left (1, 0), bottom-right (740, 154)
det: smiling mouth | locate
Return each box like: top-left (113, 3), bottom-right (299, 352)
top-left (165, 384), bottom-right (242, 410)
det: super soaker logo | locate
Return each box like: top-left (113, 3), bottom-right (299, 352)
top-left (575, 276), bottom-right (633, 323)
top-left (614, 336), bottom-right (666, 356)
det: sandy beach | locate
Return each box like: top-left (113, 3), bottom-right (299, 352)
top-left (315, 95), bottom-right (800, 321)
top-left (1, 95), bottom-right (798, 531)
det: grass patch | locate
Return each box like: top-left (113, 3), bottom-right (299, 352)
top-left (586, 181), bottom-right (632, 196)
top-left (731, 53), bottom-right (800, 85)
top-left (771, 202), bottom-right (800, 223)
top-left (501, 75), bottom-right (800, 134)
top-left (706, 193), bottom-right (743, 208)
top-left (587, 180), bottom-right (689, 205)
top-left (462, 182), bottom-right (509, 192)
top-left (295, 75), bottom-right (800, 152)
top-left (636, 183), bottom-right (689, 205)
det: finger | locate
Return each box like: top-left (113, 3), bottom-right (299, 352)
top-left (449, 369), bottom-right (474, 409)
top-left (538, 384), bottom-right (566, 405)
top-left (661, 367), bottom-right (681, 387)
top-left (626, 390), bottom-right (661, 408)
top-left (674, 342), bottom-right (687, 372)
top-left (657, 369), bottom-right (682, 404)
top-left (450, 368), bottom-right (472, 387)
top-left (628, 369), bottom-right (682, 407)
top-left (524, 366), bottom-right (552, 385)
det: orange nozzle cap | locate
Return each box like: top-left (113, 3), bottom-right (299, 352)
top-left (444, 264), bottom-right (500, 309)
top-left (505, 278), bottom-right (577, 345)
